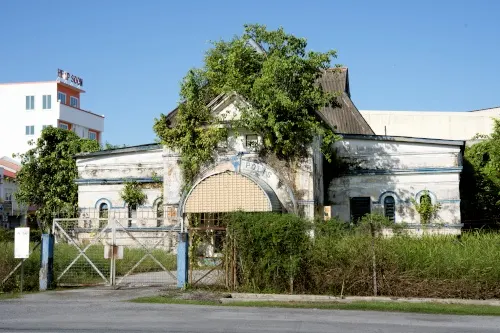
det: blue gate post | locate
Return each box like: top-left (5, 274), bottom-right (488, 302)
top-left (39, 234), bottom-right (54, 291)
top-left (177, 232), bottom-right (189, 288)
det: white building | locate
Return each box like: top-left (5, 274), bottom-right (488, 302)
top-left (329, 135), bottom-right (463, 232)
top-left (0, 70), bottom-right (105, 160)
top-left (360, 106), bottom-right (500, 141)
top-left (73, 69), bottom-right (464, 235)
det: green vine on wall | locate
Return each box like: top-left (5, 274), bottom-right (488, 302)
top-left (120, 181), bottom-right (147, 208)
top-left (410, 190), bottom-right (441, 224)
top-left (153, 24), bottom-right (342, 190)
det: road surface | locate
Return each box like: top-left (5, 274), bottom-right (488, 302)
top-left (1, 289), bottom-right (499, 332)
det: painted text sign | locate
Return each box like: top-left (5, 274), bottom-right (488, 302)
top-left (57, 69), bottom-right (83, 87)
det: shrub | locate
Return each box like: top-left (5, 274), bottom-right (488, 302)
top-left (224, 212), bottom-right (311, 293)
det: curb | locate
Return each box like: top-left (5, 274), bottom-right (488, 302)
top-left (221, 293), bottom-right (500, 307)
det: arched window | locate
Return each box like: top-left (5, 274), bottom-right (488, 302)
top-left (384, 196), bottom-right (395, 223)
top-left (420, 194), bottom-right (432, 205)
top-left (156, 200), bottom-right (163, 227)
top-left (99, 202), bottom-right (109, 219)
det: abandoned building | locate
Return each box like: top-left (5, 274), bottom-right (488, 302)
top-left (74, 68), bottom-right (464, 235)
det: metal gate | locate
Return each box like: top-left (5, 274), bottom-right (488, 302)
top-left (53, 217), bottom-right (178, 287)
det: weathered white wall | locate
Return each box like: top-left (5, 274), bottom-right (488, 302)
top-left (329, 137), bottom-right (463, 224)
top-left (360, 107), bottom-right (500, 141)
top-left (76, 147), bottom-right (163, 222)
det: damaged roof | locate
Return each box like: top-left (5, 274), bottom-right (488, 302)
top-left (164, 68), bottom-right (374, 135)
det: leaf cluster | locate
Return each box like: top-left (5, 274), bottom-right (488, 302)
top-left (410, 190), bottom-right (441, 224)
top-left (120, 181), bottom-right (147, 208)
top-left (154, 24), bottom-right (341, 187)
top-left (14, 127), bottom-right (100, 231)
top-left (461, 119), bottom-right (500, 224)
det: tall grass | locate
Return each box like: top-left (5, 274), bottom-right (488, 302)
top-left (226, 213), bottom-right (500, 299)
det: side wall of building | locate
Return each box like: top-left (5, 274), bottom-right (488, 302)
top-left (328, 137), bottom-right (463, 225)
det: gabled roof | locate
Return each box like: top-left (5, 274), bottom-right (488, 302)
top-left (163, 68), bottom-right (374, 135)
top-left (317, 68), bottom-right (374, 135)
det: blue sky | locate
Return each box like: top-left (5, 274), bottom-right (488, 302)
top-left (1, 0), bottom-right (498, 146)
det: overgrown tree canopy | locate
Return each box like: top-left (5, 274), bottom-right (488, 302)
top-left (154, 24), bottom-right (341, 187)
top-left (15, 127), bottom-right (100, 230)
top-left (462, 118), bottom-right (500, 226)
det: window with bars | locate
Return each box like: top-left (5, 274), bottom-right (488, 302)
top-left (384, 196), bottom-right (396, 222)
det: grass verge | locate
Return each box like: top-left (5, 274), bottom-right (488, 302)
top-left (0, 293), bottom-right (21, 300)
top-left (130, 296), bottom-right (500, 316)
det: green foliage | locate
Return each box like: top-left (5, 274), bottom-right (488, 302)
top-left (153, 69), bottom-right (228, 190)
top-left (154, 24), bottom-right (341, 188)
top-left (101, 142), bottom-right (127, 150)
top-left (462, 119), bottom-right (500, 225)
top-left (356, 213), bottom-right (393, 234)
top-left (410, 190), bottom-right (441, 224)
top-left (224, 212), bottom-right (311, 293)
top-left (120, 181), bottom-right (147, 207)
top-left (14, 127), bottom-right (100, 231)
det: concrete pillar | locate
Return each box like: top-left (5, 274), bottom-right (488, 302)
top-left (177, 232), bottom-right (189, 288)
top-left (39, 234), bottom-right (54, 291)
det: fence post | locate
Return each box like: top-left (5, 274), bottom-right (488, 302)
top-left (177, 232), bottom-right (189, 288)
top-left (39, 234), bottom-right (54, 291)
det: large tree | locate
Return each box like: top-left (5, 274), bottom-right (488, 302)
top-left (153, 24), bottom-right (341, 188)
top-left (15, 127), bottom-right (100, 231)
top-left (462, 118), bottom-right (500, 227)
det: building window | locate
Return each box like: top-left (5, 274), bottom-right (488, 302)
top-left (88, 131), bottom-right (97, 141)
top-left (43, 95), bottom-right (51, 109)
top-left (384, 196), bottom-right (396, 223)
top-left (70, 96), bottom-right (79, 108)
top-left (26, 96), bottom-right (34, 110)
top-left (128, 205), bottom-right (137, 227)
top-left (350, 197), bottom-right (371, 223)
top-left (42, 125), bottom-right (51, 130)
top-left (59, 123), bottom-right (69, 130)
top-left (25, 125), bottom-right (34, 135)
top-left (5, 191), bottom-right (12, 202)
top-left (156, 200), bottom-right (163, 227)
top-left (420, 194), bottom-right (432, 205)
top-left (99, 203), bottom-right (109, 219)
top-left (245, 134), bottom-right (259, 150)
top-left (57, 92), bottom-right (66, 104)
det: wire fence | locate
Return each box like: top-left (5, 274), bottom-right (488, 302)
top-left (188, 227), bottom-right (227, 288)
top-left (52, 217), bottom-right (179, 288)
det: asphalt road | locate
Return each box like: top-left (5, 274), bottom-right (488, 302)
top-left (1, 290), bottom-right (500, 333)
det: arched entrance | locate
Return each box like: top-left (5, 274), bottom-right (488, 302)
top-left (184, 171), bottom-right (281, 215)
top-left (182, 171), bottom-right (281, 258)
